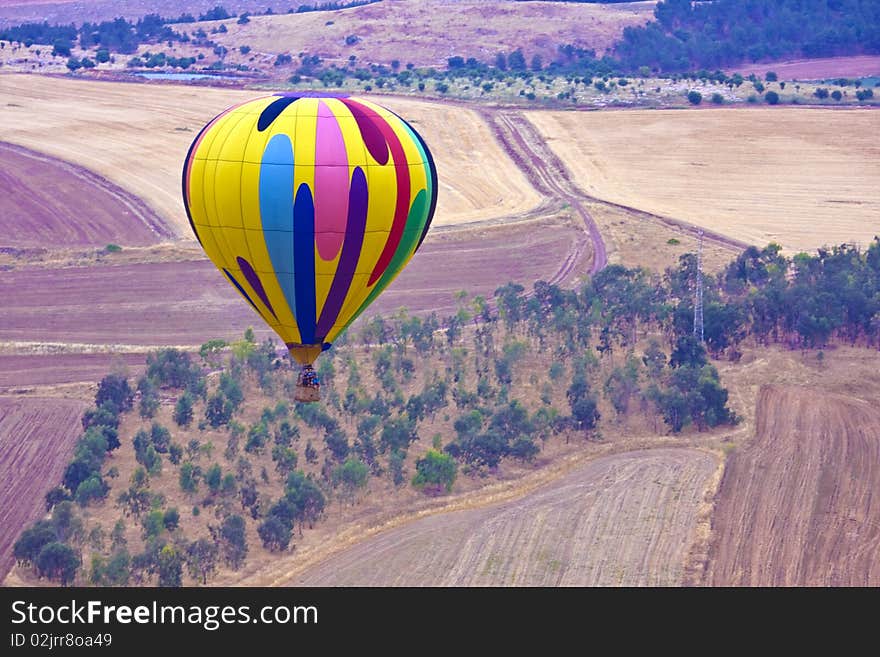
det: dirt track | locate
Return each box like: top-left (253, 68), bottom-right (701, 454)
top-left (481, 109), bottom-right (607, 274)
top-left (0, 396), bottom-right (86, 579)
top-left (292, 448), bottom-right (718, 586)
top-left (704, 385), bottom-right (880, 586)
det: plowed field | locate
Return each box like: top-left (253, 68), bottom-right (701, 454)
top-left (0, 396), bottom-right (86, 579)
top-left (704, 385), bottom-right (880, 586)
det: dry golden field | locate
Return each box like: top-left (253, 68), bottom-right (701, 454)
top-left (526, 107), bottom-right (880, 253)
top-left (0, 74), bottom-right (541, 237)
top-left (197, 0), bottom-right (654, 69)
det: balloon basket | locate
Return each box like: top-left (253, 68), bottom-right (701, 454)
top-left (294, 365), bottom-right (321, 403)
top-left (295, 385), bottom-right (321, 403)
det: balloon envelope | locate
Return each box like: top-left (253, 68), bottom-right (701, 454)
top-left (183, 93), bottom-right (437, 364)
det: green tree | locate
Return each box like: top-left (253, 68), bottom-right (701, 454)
top-left (412, 450), bottom-right (457, 493)
top-left (157, 545), bottom-right (183, 587)
top-left (765, 90), bottom-right (780, 105)
top-left (217, 515), bottom-right (248, 569)
top-left (36, 542), bottom-right (79, 585)
top-left (332, 457), bottom-right (369, 500)
top-left (174, 392), bottom-right (194, 427)
top-left (206, 392), bottom-right (232, 428)
top-left (186, 538), bottom-right (218, 584)
top-left (163, 508), bottom-right (180, 532)
top-left (96, 373), bottom-right (134, 412)
top-left (179, 462), bottom-right (198, 493)
top-left (138, 375), bottom-right (160, 418)
top-left (258, 516), bottom-right (292, 552)
top-left (205, 463), bottom-right (223, 493)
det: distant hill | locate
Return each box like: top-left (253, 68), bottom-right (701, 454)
top-left (0, 1), bottom-right (319, 28)
top-left (615, 0), bottom-right (880, 72)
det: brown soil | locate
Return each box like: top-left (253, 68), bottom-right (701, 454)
top-left (0, 396), bottom-right (87, 579)
top-left (702, 385), bottom-right (880, 586)
top-left (291, 448), bottom-right (718, 586)
top-left (0, 141), bottom-right (171, 248)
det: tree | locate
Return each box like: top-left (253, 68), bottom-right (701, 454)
top-left (186, 538), bottom-right (218, 585)
top-left (687, 90), bottom-right (702, 105)
top-left (179, 462), bottom-right (199, 493)
top-left (332, 457), bottom-right (369, 501)
top-left (205, 463), bottom-right (223, 493)
top-left (258, 516), bottom-right (292, 552)
top-left (380, 417), bottom-right (418, 453)
top-left (324, 427), bottom-right (350, 461)
top-left (272, 446), bottom-right (298, 476)
top-left (150, 422), bottom-right (171, 453)
top-left (13, 520), bottom-right (57, 565)
top-left (218, 515), bottom-right (248, 569)
top-left (45, 486), bottom-right (71, 511)
top-left (285, 471), bottom-right (325, 530)
top-left (206, 392), bottom-right (232, 428)
top-left (36, 542), bottom-right (79, 585)
top-left (765, 90), bottom-right (780, 105)
top-left (163, 508), bottom-right (180, 532)
top-left (831, 89), bottom-right (842, 101)
top-left (75, 475), bottom-right (109, 506)
top-left (157, 545), bottom-right (183, 587)
top-left (96, 373), bottom-right (134, 412)
top-left (174, 392), bottom-right (194, 427)
top-left (814, 87), bottom-right (829, 99)
top-left (138, 375), bottom-right (160, 418)
top-left (412, 450), bottom-right (457, 493)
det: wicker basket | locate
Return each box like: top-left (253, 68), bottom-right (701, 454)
top-left (294, 384), bottom-right (321, 403)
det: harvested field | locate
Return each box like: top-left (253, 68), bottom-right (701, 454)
top-left (293, 448), bottom-right (718, 587)
top-left (0, 396), bottom-right (86, 579)
top-left (526, 108), bottom-right (880, 253)
top-left (0, 74), bottom-right (540, 236)
top-left (0, 141), bottom-right (169, 248)
top-left (0, 216), bottom-right (587, 348)
top-left (732, 55), bottom-right (880, 80)
top-left (0, 353), bottom-right (145, 391)
top-left (200, 0), bottom-right (653, 69)
top-left (704, 385), bottom-right (880, 587)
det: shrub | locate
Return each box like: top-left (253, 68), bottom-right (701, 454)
top-left (711, 92), bottom-right (724, 104)
top-left (412, 450), bottom-right (457, 493)
top-left (687, 90), bottom-right (702, 105)
top-left (765, 90), bottom-right (780, 105)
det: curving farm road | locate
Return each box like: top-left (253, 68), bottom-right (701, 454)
top-left (480, 109), bottom-right (608, 275)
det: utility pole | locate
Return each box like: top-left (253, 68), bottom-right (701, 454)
top-left (694, 230), bottom-right (704, 343)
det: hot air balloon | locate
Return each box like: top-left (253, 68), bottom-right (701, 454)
top-left (183, 93), bottom-right (437, 402)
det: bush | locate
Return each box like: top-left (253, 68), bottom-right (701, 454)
top-left (765, 90), bottom-right (780, 105)
top-left (765, 71), bottom-right (777, 82)
top-left (412, 450), bottom-right (457, 494)
top-left (814, 87), bottom-right (829, 99)
top-left (711, 92), bottom-right (724, 104)
top-left (831, 89), bottom-right (842, 101)
top-left (687, 90), bottom-right (702, 105)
